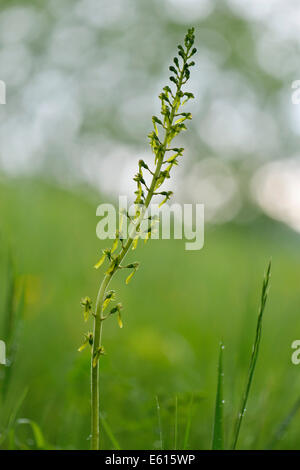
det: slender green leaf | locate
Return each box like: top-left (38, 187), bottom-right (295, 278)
top-left (7, 388), bottom-right (28, 430)
top-left (16, 419), bottom-right (46, 449)
top-left (212, 342), bottom-right (225, 450)
top-left (174, 395), bottom-right (178, 450)
top-left (183, 394), bottom-right (194, 450)
top-left (100, 414), bottom-right (121, 450)
top-left (2, 283), bottom-right (25, 399)
top-left (231, 260), bottom-right (272, 449)
top-left (0, 388), bottom-right (28, 446)
top-left (155, 395), bottom-right (163, 450)
top-left (267, 397), bottom-right (300, 449)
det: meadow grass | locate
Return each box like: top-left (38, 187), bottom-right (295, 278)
top-left (0, 178), bottom-right (300, 449)
top-left (231, 261), bottom-right (271, 449)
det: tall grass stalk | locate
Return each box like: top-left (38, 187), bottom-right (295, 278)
top-left (155, 395), bottom-right (163, 450)
top-left (267, 396), bottom-right (300, 449)
top-left (212, 342), bottom-right (224, 450)
top-left (100, 414), bottom-right (121, 450)
top-left (231, 260), bottom-right (271, 449)
top-left (174, 395), bottom-right (178, 450)
top-left (78, 29), bottom-right (197, 450)
top-left (183, 394), bottom-right (194, 450)
top-left (0, 254), bottom-right (24, 403)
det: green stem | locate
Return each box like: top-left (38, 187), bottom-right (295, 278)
top-left (90, 53), bottom-right (189, 450)
top-left (91, 273), bottom-right (111, 450)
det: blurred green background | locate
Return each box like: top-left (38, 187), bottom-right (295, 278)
top-left (0, 0), bottom-right (300, 450)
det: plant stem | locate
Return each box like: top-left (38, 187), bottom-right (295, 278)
top-left (90, 47), bottom-right (191, 450)
top-left (91, 273), bottom-right (111, 450)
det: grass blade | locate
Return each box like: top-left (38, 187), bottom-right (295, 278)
top-left (212, 342), bottom-right (225, 450)
top-left (0, 387), bottom-right (28, 446)
top-left (231, 260), bottom-right (272, 449)
top-left (100, 414), bottom-right (121, 450)
top-left (174, 395), bottom-right (178, 450)
top-left (7, 387), bottom-right (28, 431)
top-left (2, 283), bottom-right (25, 400)
top-left (155, 395), bottom-right (163, 450)
top-left (266, 397), bottom-right (300, 449)
top-left (3, 254), bottom-right (15, 345)
top-left (183, 394), bottom-right (194, 450)
top-left (16, 419), bottom-right (46, 449)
